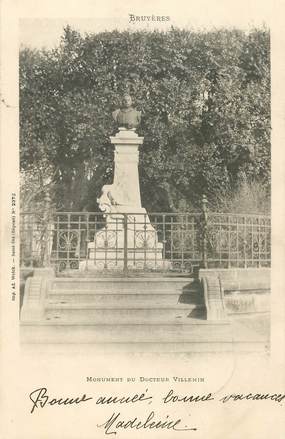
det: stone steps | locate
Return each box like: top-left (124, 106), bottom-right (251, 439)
top-left (20, 318), bottom-right (268, 353)
top-left (22, 275), bottom-right (249, 352)
top-left (44, 278), bottom-right (203, 321)
top-left (44, 305), bottom-right (205, 323)
top-left (21, 320), bottom-right (231, 344)
top-left (21, 340), bottom-right (268, 354)
top-left (20, 275), bottom-right (269, 353)
top-left (47, 294), bottom-right (199, 307)
top-left (49, 278), bottom-right (198, 292)
top-left (48, 287), bottom-right (196, 295)
top-left (46, 302), bottom-right (200, 310)
top-left (21, 275), bottom-right (214, 346)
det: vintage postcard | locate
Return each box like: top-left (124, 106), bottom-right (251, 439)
top-left (1, 0), bottom-right (285, 438)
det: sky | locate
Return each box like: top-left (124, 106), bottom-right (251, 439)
top-left (18, 0), bottom-right (274, 50)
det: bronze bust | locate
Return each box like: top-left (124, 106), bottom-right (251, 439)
top-left (112, 94), bottom-right (141, 129)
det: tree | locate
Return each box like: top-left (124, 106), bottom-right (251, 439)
top-left (20, 26), bottom-right (270, 213)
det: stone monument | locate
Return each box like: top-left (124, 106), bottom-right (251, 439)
top-left (82, 94), bottom-right (165, 271)
top-left (112, 94), bottom-right (141, 130)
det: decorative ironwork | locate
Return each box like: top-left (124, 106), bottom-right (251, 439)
top-left (20, 208), bottom-right (271, 274)
top-left (20, 212), bottom-right (54, 268)
top-left (134, 230), bottom-right (157, 249)
top-left (206, 213), bottom-right (271, 268)
top-left (95, 230), bottom-right (117, 249)
top-left (58, 231), bottom-right (79, 251)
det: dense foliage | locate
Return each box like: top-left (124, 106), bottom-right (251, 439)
top-left (20, 26), bottom-right (270, 212)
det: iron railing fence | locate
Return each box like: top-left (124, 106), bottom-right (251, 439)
top-left (205, 213), bottom-right (271, 268)
top-left (20, 210), bottom-right (271, 274)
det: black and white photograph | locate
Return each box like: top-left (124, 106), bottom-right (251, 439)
top-left (19, 15), bottom-right (271, 353)
top-left (1, 1), bottom-right (285, 438)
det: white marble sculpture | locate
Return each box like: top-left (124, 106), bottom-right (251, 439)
top-left (82, 96), bottom-right (166, 271)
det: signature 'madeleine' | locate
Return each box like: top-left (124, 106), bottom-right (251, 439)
top-left (97, 410), bottom-right (197, 435)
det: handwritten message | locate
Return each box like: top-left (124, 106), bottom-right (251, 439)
top-left (29, 387), bottom-right (285, 435)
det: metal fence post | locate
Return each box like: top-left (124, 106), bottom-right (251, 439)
top-left (202, 194), bottom-right (208, 268)
top-left (42, 191), bottom-right (52, 267)
top-left (123, 213), bottom-right (128, 275)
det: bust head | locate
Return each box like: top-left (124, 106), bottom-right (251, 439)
top-left (122, 94), bottom-right (133, 109)
top-left (112, 93), bottom-right (141, 129)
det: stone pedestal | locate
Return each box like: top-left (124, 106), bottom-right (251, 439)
top-left (111, 128), bottom-right (143, 209)
top-left (81, 128), bottom-right (167, 271)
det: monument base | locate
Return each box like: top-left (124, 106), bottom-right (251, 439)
top-left (79, 247), bottom-right (170, 272)
top-left (80, 211), bottom-right (171, 272)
